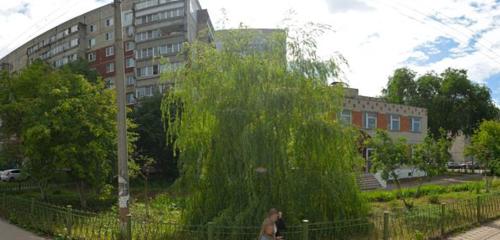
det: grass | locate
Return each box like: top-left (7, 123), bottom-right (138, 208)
top-left (365, 177), bottom-right (500, 212)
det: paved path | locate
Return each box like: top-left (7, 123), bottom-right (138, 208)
top-left (449, 219), bottom-right (500, 240)
top-left (0, 218), bottom-right (47, 240)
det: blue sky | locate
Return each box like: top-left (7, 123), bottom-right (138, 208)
top-left (0, 0), bottom-right (499, 105)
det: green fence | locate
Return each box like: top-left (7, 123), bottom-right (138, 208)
top-left (0, 193), bottom-right (499, 239)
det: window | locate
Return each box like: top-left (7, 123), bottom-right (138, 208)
top-left (105, 78), bottom-right (114, 88)
top-left (106, 62), bottom-right (115, 73)
top-left (136, 86), bottom-right (154, 98)
top-left (411, 117), bottom-right (421, 132)
top-left (126, 26), bottom-right (134, 37)
top-left (124, 12), bottom-right (133, 26)
top-left (136, 65), bottom-right (159, 77)
top-left (70, 38), bottom-right (79, 47)
top-left (105, 46), bottom-right (114, 57)
top-left (364, 112), bottom-right (377, 129)
top-left (105, 32), bottom-right (114, 41)
top-left (89, 24), bottom-right (96, 32)
top-left (126, 58), bottom-right (135, 68)
top-left (88, 38), bottom-right (96, 48)
top-left (105, 17), bottom-right (114, 27)
top-left (70, 25), bottom-right (79, 33)
top-left (126, 92), bottom-right (136, 104)
top-left (135, 30), bottom-right (161, 42)
top-left (340, 110), bottom-right (352, 124)
top-left (125, 41), bottom-right (135, 51)
top-left (126, 75), bottom-right (136, 86)
top-left (88, 52), bottom-right (96, 62)
top-left (389, 114), bottom-right (400, 131)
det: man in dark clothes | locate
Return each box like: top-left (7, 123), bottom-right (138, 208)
top-left (275, 211), bottom-right (286, 239)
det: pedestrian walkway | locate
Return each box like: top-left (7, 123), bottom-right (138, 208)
top-left (0, 218), bottom-right (47, 240)
top-left (449, 219), bottom-right (500, 240)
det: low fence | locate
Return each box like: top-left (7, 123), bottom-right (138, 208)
top-left (0, 192), bottom-right (499, 239)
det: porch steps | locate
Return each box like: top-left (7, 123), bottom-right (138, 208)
top-left (356, 173), bottom-right (383, 191)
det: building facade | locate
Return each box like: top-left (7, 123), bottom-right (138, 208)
top-left (341, 88), bottom-right (428, 185)
top-left (0, 0), bottom-right (214, 105)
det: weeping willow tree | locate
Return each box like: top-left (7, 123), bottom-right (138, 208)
top-left (161, 25), bottom-right (368, 226)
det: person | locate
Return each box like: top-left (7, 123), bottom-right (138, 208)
top-left (267, 208), bottom-right (284, 239)
top-left (258, 218), bottom-right (275, 240)
top-left (276, 211), bottom-right (286, 238)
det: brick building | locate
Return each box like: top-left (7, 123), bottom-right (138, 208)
top-left (341, 88), bottom-right (428, 188)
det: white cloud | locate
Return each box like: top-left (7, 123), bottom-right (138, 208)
top-left (0, 0), bottom-right (112, 58)
top-left (324, 0), bottom-right (372, 13)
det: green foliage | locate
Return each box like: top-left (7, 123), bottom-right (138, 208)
top-left (364, 181), bottom-right (489, 203)
top-left (162, 26), bottom-right (367, 225)
top-left (413, 131), bottom-right (451, 196)
top-left (428, 194), bottom-right (440, 204)
top-left (382, 67), bottom-right (499, 138)
top-left (130, 93), bottom-right (178, 181)
top-left (0, 61), bottom-right (120, 205)
top-left (367, 130), bottom-right (410, 183)
top-left (466, 120), bottom-right (500, 176)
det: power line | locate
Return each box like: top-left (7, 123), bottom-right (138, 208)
top-left (386, 1), bottom-right (500, 61)
top-left (374, 0), bottom-right (500, 66)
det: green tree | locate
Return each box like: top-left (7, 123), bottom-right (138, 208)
top-left (466, 120), bottom-right (500, 191)
top-left (413, 131), bottom-right (451, 196)
top-left (0, 61), bottom-right (117, 206)
top-left (368, 130), bottom-right (413, 208)
top-left (162, 27), bottom-right (367, 225)
top-left (383, 68), bottom-right (499, 138)
top-left (130, 93), bottom-right (178, 181)
top-left (381, 67), bottom-right (417, 104)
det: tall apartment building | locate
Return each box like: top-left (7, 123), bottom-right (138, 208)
top-left (0, 0), bottom-right (214, 105)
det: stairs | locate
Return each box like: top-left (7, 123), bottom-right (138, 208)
top-left (357, 173), bottom-right (383, 191)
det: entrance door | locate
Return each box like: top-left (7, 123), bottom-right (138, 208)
top-left (365, 148), bottom-right (374, 173)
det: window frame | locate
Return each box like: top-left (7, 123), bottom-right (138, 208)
top-left (105, 17), bottom-right (114, 27)
top-left (106, 62), bottom-right (115, 73)
top-left (105, 46), bottom-right (115, 57)
top-left (87, 52), bottom-right (96, 62)
top-left (340, 109), bottom-right (352, 124)
top-left (389, 114), bottom-right (401, 131)
top-left (364, 112), bottom-right (377, 130)
top-left (411, 117), bottom-right (422, 133)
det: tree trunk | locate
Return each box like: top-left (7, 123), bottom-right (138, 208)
top-left (38, 180), bottom-right (47, 201)
top-left (77, 181), bottom-right (87, 209)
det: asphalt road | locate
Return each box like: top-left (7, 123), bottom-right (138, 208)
top-left (0, 218), bottom-right (47, 240)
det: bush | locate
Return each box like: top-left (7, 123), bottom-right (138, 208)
top-left (428, 195), bottom-right (440, 204)
top-left (364, 191), bottom-right (396, 202)
top-left (364, 181), bottom-right (493, 203)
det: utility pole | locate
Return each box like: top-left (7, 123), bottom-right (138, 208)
top-left (113, 0), bottom-right (130, 239)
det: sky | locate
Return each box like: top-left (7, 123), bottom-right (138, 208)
top-left (0, 0), bottom-right (499, 104)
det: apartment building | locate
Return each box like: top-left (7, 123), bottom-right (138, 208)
top-left (0, 0), bottom-right (214, 105)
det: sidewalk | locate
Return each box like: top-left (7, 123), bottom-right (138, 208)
top-left (0, 218), bottom-right (47, 240)
top-left (449, 219), bottom-right (500, 240)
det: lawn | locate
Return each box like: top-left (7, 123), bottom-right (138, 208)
top-left (366, 177), bottom-right (500, 212)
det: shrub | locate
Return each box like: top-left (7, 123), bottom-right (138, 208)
top-left (428, 195), bottom-right (440, 204)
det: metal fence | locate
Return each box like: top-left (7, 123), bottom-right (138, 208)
top-left (0, 192), bottom-right (499, 239)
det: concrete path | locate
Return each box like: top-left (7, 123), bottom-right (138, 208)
top-left (0, 218), bottom-right (47, 240)
top-left (449, 219), bottom-right (500, 240)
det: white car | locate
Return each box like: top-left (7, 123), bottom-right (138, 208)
top-left (1, 169), bottom-right (22, 182)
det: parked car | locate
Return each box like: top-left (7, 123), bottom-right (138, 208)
top-left (447, 162), bottom-right (461, 169)
top-left (465, 162), bottom-right (480, 170)
top-left (0, 169), bottom-right (22, 182)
